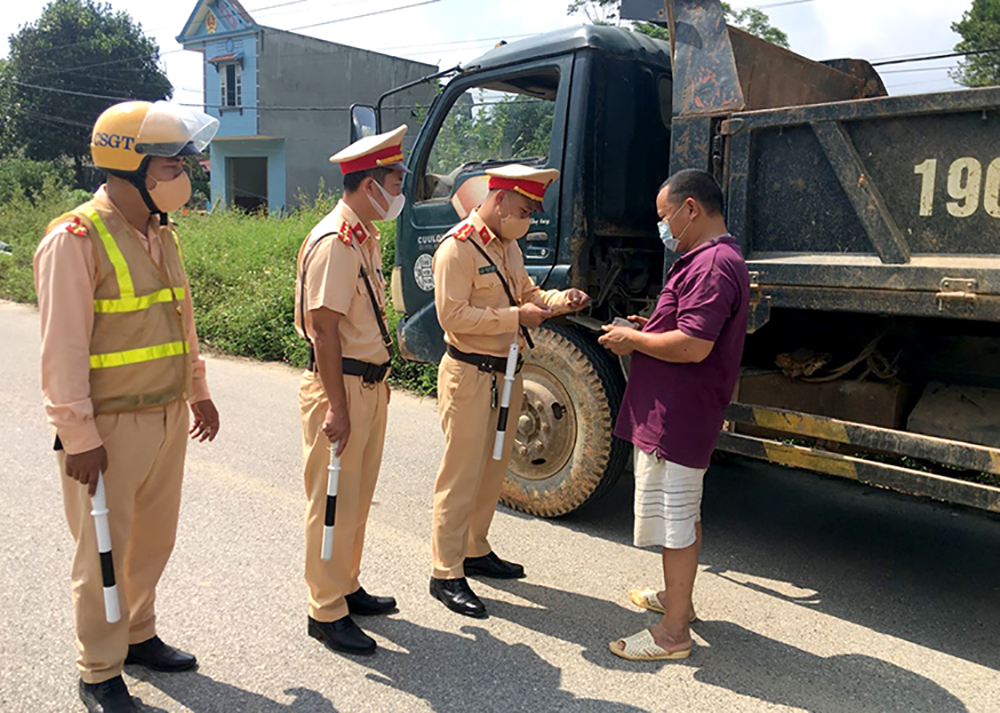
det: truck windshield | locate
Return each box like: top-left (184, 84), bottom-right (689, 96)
top-left (418, 69), bottom-right (559, 202)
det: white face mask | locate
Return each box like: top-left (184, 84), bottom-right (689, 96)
top-left (658, 204), bottom-right (690, 252)
top-left (368, 178), bottom-right (405, 221)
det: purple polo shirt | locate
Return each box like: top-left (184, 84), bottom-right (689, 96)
top-left (614, 236), bottom-right (750, 469)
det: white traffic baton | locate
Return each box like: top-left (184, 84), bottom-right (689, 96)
top-left (321, 443), bottom-right (340, 561)
top-left (492, 342), bottom-right (519, 461)
top-left (90, 474), bottom-right (121, 624)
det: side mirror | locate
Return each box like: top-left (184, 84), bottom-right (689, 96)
top-left (350, 104), bottom-right (379, 143)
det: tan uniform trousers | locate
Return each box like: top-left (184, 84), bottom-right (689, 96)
top-left (432, 353), bottom-right (524, 579)
top-left (59, 399), bottom-right (188, 684)
top-left (299, 370), bottom-right (387, 622)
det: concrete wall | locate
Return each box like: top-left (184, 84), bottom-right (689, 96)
top-left (256, 28), bottom-right (438, 208)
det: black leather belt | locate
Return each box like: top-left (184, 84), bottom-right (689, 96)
top-left (447, 345), bottom-right (523, 374)
top-left (308, 350), bottom-right (390, 385)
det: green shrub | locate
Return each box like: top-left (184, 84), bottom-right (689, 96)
top-left (0, 157), bottom-right (72, 205)
top-left (0, 179), bottom-right (91, 303)
top-left (0, 185), bottom-right (438, 394)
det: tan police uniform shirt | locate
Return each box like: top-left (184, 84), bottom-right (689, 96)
top-left (433, 208), bottom-right (570, 358)
top-left (33, 186), bottom-right (210, 456)
top-left (295, 200), bottom-right (390, 365)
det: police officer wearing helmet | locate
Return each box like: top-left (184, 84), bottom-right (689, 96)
top-left (34, 100), bottom-right (220, 712)
top-left (294, 125), bottom-right (409, 657)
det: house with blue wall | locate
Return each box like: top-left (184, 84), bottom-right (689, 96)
top-left (177, 0), bottom-right (437, 213)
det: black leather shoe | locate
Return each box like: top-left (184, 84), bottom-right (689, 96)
top-left (125, 636), bottom-right (197, 672)
top-left (429, 577), bottom-right (488, 618)
top-left (79, 676), bottom-right (137, 713)
top-left (308, 615), bottom-right (377, 656)
top-left (346, 586), bottom-right (397, 616)
top-left (464, 551), bottom-right (525, 579)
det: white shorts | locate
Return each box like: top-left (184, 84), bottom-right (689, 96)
top-left (633, 447), bottom-right (707, 550)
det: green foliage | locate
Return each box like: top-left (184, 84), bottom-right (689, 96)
top-left (1, 185), bottom-right (438, 394)
top-left (0, 156), bottom-right (72, 204)
top-left (427, 92), bottom-right (555, 177)
top-left (951, 0), bottom-right (1000, 88)
top-left (0, 0), bottom-right (173, 186)
top-left (0, 180), bottom-right (91, 303)
top-left (568, 0), bottom-right (790, 48)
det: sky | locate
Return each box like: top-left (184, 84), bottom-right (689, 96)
top-left (0, 0), bottom-right (972, 105)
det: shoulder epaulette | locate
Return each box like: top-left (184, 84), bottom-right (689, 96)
top-left (62, 215), bottom-right (88, 237)
top-left (337, 220), bottom-right (352, 245)
top-left (452, 223), bottom-right (475, 242)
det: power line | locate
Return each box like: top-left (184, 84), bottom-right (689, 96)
top-left (879, 65), bottom-right (958, 75)
top-left (287, 0), bottom-right (441, 32)
top-left (244, 0), bottom-right (309, 11)
top-left (1, 77), bottom-right (549, 113)
top-left (378, 34), bottom-right (536, 53)
top-left (872, 47), bottom-right (1000, 67)
top-left (22, 49), bottom-right (184, 81)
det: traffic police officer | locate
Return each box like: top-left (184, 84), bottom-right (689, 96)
top-left (429, 164), bottom-right (590, 617)
top-left (295, 126), bottom-right (408, 656)
top-left (34, 100), bottom-right (221, 713)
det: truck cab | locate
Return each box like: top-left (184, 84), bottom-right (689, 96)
top-left (354, 0), bottom-right (1000, 517)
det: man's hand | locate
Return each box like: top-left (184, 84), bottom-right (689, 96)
top-left (323, 405), bottom-right (351, 457)
top-left (627, 314), bottom-right (649, 328)
top-left (518, 302), bottom-right (553, 328)
top-left (65, 446), bottom-right (108, 497)
top-left (598, 324), bottom-right (637, 356)
top-left (565, 289), bottom-right (591, 311)
top-left (190, 399), bottom-right (220, 442)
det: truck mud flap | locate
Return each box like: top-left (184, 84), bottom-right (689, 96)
top-left (719, 403), bottom-right (1000, 513)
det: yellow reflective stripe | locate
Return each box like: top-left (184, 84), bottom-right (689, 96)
top-left (93, 287), bottom-right (186, 314)
top-left (90, 340), bottom-right (189, 370)
top-left (171, 228), bottom-right (185, 265)
top-left (83, 207), bottom-right (135, 299)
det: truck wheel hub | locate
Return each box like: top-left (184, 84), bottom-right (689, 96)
top-left (510, 365), bottom-right (577, 481)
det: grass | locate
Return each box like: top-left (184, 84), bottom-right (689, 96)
top-left (0, 185), bottom-right (438, 395)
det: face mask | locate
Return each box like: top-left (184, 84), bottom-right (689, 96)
top-left (658, 204), bottom-right (691, 252)
top-left (368, 178), bottom-right (405, 221)
top-left (498, 196), bottom-right (532, 240)
top-left (147, 171), bottom-right (192, 214)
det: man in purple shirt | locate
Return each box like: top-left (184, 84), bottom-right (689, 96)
top-left (598, 169), bottom-right (749, 662)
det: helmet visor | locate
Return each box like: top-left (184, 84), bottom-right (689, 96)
top-left (136, 101), bottom-right (219, 158)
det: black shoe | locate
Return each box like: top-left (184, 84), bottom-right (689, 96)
top-left (346, 586), bottom-right (397, 616)
top-left (464, 551), bottom-right (525, 580)
top-left (125, 636), bottom-right (197, 672)
top-left (79, 676), bottom-right (137, 713)
top-left (429, 577), bottom-right (488, 618)
top-left (308, 615), bottom-right (377, 656)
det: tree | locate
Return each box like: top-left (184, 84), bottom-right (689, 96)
top-left (566, 0), bottom-right (790, 49)
top-left (951, 0), bottom-right (1000, 88)
top-left (0, 0), bottom-right (172, 187)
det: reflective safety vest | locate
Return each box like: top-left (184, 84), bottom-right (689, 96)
top-left (51, 199), bottom-right (191, 414)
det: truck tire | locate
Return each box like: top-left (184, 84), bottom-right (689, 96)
top-left (500, 323), bottom-right (629, 517)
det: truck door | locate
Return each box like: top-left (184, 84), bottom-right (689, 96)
top-left (394, 57), bottom-right (573, 363)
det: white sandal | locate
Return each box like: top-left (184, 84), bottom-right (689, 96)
top-left (628, 588), bottom-right (698, 622)
top-left (628, 588), bottom-right (665, 613)
top-left (609, 629), bottom-right (691, 661)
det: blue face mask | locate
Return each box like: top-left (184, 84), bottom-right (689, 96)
top-left (658, 221), bottom-right (680, 252)
top-left (657, 204), bottom-right (687, 252)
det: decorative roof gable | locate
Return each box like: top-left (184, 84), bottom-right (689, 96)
top-left (178, 0), bottom-right (257, 44)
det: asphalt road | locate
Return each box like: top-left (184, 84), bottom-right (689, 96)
top-left (2, 300), bottom-right (999, 713)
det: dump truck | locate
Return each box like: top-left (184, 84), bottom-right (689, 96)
top-left (349, 0), bottom-right (1000, 517)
